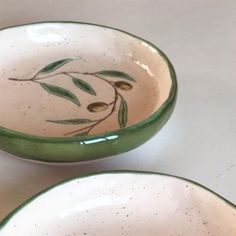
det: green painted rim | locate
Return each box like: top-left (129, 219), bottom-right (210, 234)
top-left (0, 21), bottom-right (177, 144)
top-left (0, 171), bottom-right (235, 230)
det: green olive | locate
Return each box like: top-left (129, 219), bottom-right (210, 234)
top-left (87, 102), bottom-right (108, 112)
top-left (114, 81), bottom-right (133, 91)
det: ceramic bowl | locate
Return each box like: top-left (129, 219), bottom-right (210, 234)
top-left (0, 22), bottom-right (177, 163)
top-left (0, 171), bottom-right (235, 235)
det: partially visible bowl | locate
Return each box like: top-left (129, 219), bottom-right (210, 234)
top-left (0, 22), bottom-right (177, 163)
top-left (0, 172), bottom-right (235, 235)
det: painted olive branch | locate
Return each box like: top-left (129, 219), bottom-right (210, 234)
top-left (8, 58), bottom-right (134, 136)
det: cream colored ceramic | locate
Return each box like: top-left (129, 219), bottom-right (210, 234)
top-left (0, 22), bottom-right (177, 162)
top-left (0, 22), bottom-right (172, 137)
top-left (0, 172), bottom-right (235, 235)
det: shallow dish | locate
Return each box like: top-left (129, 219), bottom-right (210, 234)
top-left (0, 22), bottom-right (177, 162)
top-left (0, 171), bottom-right (235, 235)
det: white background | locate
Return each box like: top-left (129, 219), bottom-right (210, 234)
top-left (0, 0), bottom-right (235, 220)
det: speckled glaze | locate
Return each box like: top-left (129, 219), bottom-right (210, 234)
top-left (0, 172), bottom-right (235, 235)
top-left (0, 22), bottom-right (177, 163)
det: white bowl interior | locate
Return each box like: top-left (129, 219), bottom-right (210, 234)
top-left (1, 173), bottom-right (235, 236)
top-left (0, 23), bottom-right (172, 137)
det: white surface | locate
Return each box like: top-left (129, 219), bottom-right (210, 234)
top-left (0, 0), bottom-right (235, 220)
top-left (1, 173), bottom-right (236, 235)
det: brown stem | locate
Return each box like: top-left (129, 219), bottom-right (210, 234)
top-left (8, 78), bottom-right (33, 81)
top-left (64, 124), bottom-right (95, 135)
top-left (8, 71), bottom-right (93, 82)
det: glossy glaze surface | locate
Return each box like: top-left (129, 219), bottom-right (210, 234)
top-left (0, 22), bottom-right (177, 162)
top-left (0, 172), bottom-right (235, 235)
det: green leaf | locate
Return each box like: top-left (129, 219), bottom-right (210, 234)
top-left (118, 97), bottom-right (128, 128)
top-left (47, 118), bottom-right (93, 125)
top-left (40, 83), bottom-right (80, 106)
top-left (72, 77), bottom-right (96, 96)
top-left (38, 58), bottom-right (73, 75)
top-left (95, 70), bottom-right (135, 82)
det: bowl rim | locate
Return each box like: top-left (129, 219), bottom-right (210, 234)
top-left (0, 21), bottom-right (177, 143)
top-left (0, 170), bottom-right (235, 231)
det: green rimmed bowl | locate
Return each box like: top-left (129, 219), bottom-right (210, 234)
top-left (0, 21), bottom-right (177, 163)
top-left (0, 171), bottom-right (235, 235)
